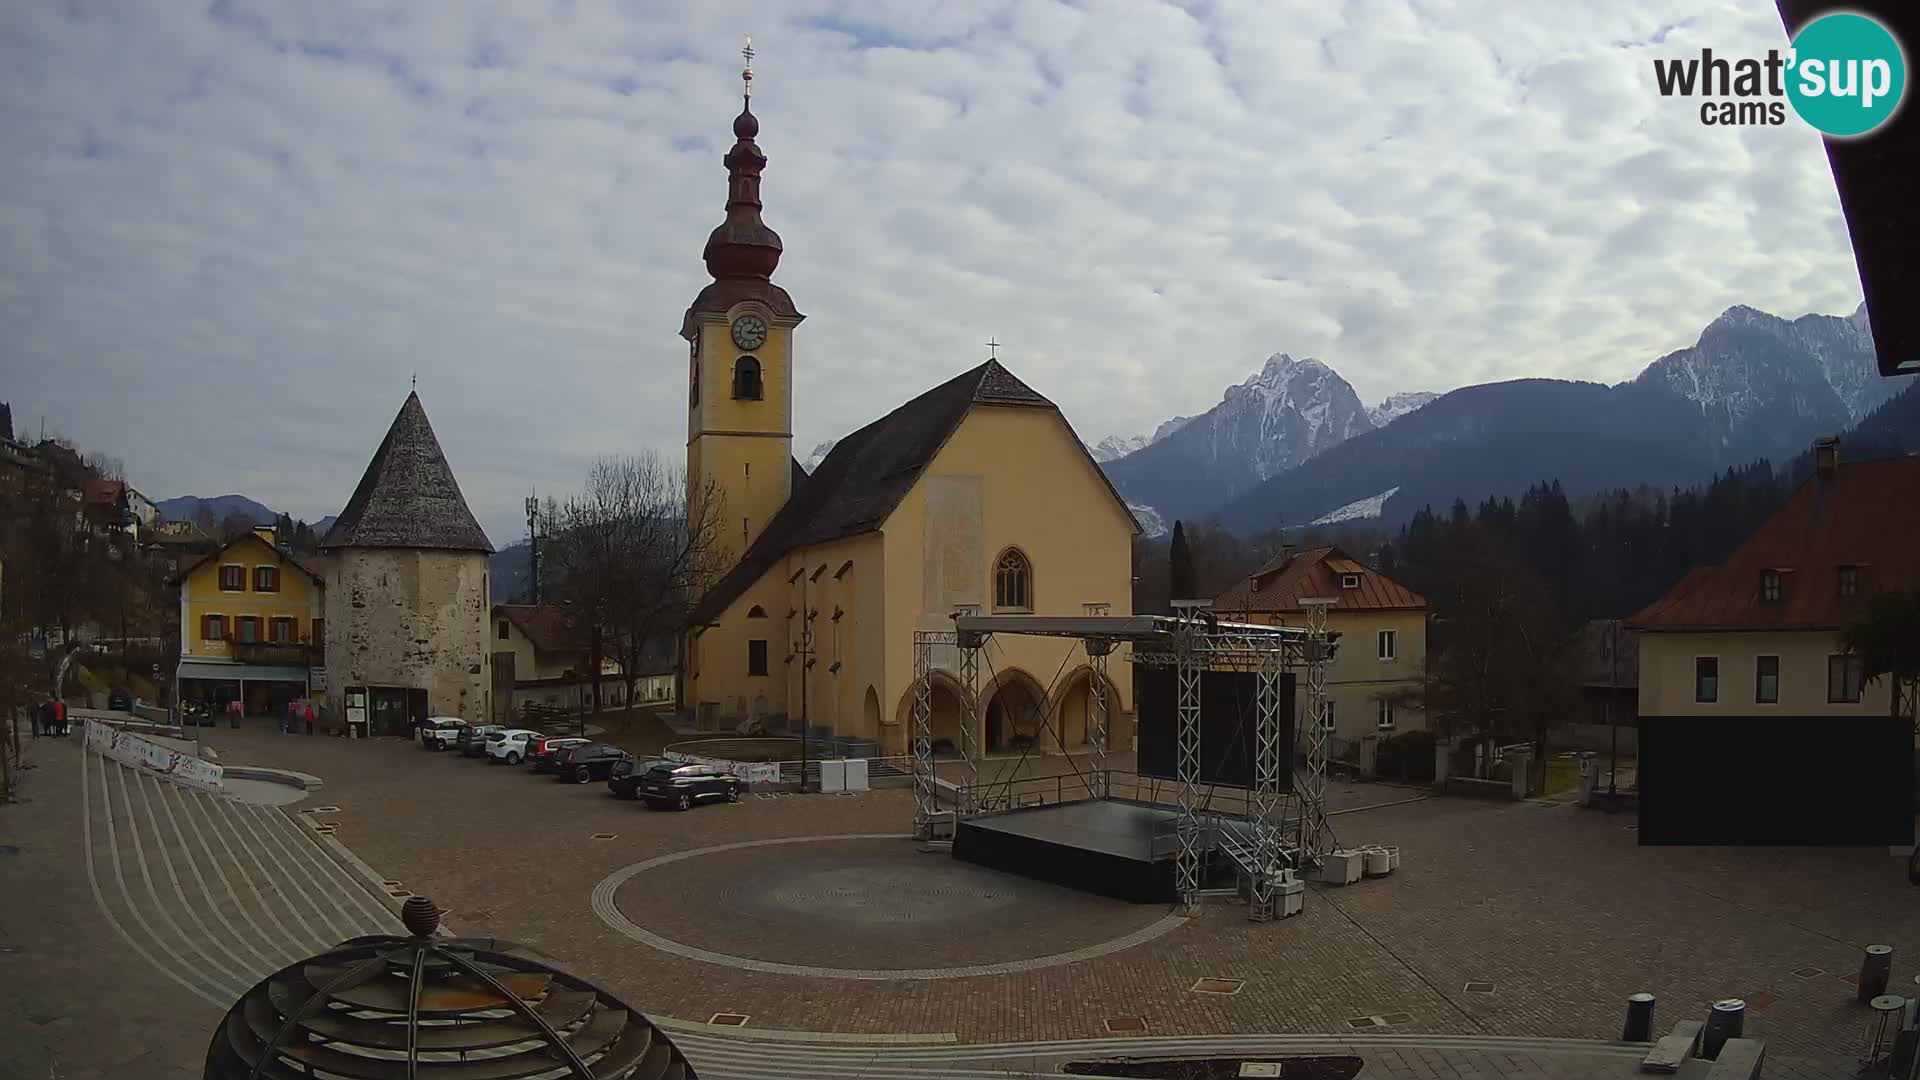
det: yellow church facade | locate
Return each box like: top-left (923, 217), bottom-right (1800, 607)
top-left (679, 60), bottom-right (1137, 757)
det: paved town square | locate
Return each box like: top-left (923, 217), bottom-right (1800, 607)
top-left (5, 723), bottom-right (1910, 1079)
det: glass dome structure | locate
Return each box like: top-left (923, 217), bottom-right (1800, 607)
top-left (203, 897), bottom-right (697, 1079)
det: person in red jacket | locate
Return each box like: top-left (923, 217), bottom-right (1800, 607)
top-left (52, 698), bottom-right (67, 736)
top-left (304, 700), bottom-right (315, 736)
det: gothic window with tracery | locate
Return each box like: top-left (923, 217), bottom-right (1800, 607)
top-left (993, 548), bottom-right (1032, 611)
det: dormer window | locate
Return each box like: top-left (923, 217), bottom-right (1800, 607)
top-left (732, 356), bottom-right (763, 400)
top-left (1837, 564), bottom-right (1859, 598)
top-left (1340, 573), bottom-right (1361, 590)
top-left (1759, 570), bottom-right (1782, 604)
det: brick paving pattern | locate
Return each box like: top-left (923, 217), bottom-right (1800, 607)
top-left (162, 725), bottom-right (1908, 1076)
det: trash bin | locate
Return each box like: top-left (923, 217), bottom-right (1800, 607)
top-left (1702, 999), bottom-right (1745, 1060)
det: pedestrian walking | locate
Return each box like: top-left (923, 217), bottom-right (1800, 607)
top-left (304, 701), bottom-right (315, 736)
top-left (228, 698), bottom-right (242, 729)
top-left (52, 698), bottom-right (68, 737)
top-left (31, 696), bottom-right (47, 737)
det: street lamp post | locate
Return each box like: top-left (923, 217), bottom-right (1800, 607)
top-left (788, 566), bottom-right (815, 794)
top-left (1606, 621), bottom-right (1620, 799)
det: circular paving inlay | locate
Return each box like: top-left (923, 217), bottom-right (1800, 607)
top-left (592, 833), bottom-right (1187, 980)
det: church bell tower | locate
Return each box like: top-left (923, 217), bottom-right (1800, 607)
top-left (682, 37), bottom-right (804, 560)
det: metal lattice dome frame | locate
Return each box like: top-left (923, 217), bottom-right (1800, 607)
top-left (203, 897), bottom-right (696, 1079)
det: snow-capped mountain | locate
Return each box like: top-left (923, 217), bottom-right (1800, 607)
top-left (1090, 415), bottom-right (1196, 463)
top-left (1091, 435), bottom-right (1148, 463)
top-left (1630, 301), bottom-right (1898, 465)
top-left (1367, 391), bottom-right (1439, 428)
top-left (801, 439), bottom-right (838, 472)
top-left (1101, 353), bottom-right (1375, 527)
top-left (1309, 486), bottom-right (1402, 526)
top-left (1128, 503), bottom-right (1170, 539)
top-left (1211, 301), bottom-right (1908, 535)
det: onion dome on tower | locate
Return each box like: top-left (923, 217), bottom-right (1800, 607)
top-left (683, 36), bottom-right (803, 339)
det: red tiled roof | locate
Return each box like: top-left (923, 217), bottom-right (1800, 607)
top-left (1628, 455), bottom-right (1920, 632)
top-left (1212, 545), bottom-right (1427, 614)
top-left (168, 531), bottom-right (325, 587)
top-left (82, 478), bottom-right (124, 505)
top-left (495, 604), bottom-right (586, 655)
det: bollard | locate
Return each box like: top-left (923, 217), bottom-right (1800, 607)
top-left (1621, 992), bottom-right (1656, 1042)
top-left (1859, 944), bottom-right (1894, 1003)
top-left (1701, 999), bottom-right (1745, 1060)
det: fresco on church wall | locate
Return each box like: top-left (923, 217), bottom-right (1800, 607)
top-left (921, 475), bottom-right (983, 613)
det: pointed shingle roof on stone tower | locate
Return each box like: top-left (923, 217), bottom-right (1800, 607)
top-left (320, 392), bottom-right (494, 553)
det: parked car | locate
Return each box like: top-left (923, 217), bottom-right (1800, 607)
top-left (459, 724), bottom-right (506, 758)
top-left (420, 717), bottom-right (468, 751)
top-left (554, 743), bottom-right (631, 784)
top-left (180, 701), bottom-right (214, 727)
top-left (485, 728), bottom-right (546, 766)
top-left (108, 688), bottom-right (132, 711)
top-left (638, 762), bottom-right (743, 811)
top-left (606, 755), bottom-right (674, 799)
top-left (529, 736), bottom-right (590, 773)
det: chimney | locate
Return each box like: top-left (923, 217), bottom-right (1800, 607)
top-left (1813, 436), bottom-right (1840, 479)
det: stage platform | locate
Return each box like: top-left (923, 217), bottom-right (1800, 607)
top-left (952, 799), bottom-right (1184, 904)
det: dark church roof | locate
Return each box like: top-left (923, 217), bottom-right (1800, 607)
top-left (690, 359), bottom-right (1135, 626)
top-left (320, 392), bottom-right (494, 553)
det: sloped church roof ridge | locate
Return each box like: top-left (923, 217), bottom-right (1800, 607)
top-left (320, 391), bottom-right (495, 554)
top-left (691, 358), bottom-right (1109, 625)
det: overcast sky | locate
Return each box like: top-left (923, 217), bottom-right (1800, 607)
top-left (0, 1), bottom-right (1869, 545)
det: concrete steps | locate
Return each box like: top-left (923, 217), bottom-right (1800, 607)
top-left (79, 747), bottom-right (401, 1011)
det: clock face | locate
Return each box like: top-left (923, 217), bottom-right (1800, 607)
top-left (731, 314), bottom-right (768, 351)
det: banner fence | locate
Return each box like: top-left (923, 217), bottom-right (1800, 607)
top-left (84, 719), bottom-right (225, 794)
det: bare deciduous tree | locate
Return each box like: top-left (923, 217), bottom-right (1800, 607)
top-left (543, 453), bottom-right (728, 722)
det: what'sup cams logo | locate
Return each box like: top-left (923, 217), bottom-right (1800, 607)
top-left (1653, 11), bottom-right (1907, 137)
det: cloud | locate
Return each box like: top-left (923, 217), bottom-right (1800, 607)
top-left (0, 0), bottom-right (1867, 542)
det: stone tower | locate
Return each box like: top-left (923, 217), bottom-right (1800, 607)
top-left (319, 392), bottom-right (494, 733)
top-left (682, 41), bottom-right (804, 560)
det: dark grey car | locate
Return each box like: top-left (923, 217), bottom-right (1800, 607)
top-left (638, 763), bottom-right (743, 811)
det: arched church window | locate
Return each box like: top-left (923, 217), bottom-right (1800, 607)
top-left (732, 356), bottom-right (763, 400)
top-left (993, 548), bottom-right (1032, 611)
top-left (747, 605), bottom-right (768, 618)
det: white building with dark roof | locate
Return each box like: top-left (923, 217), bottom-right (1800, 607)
top-left (319, 392), bottom-right (495, 734)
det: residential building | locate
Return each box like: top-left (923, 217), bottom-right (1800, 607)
top-left (173, 525), bottom-right (326, 715)
top-left (679, 75), bottom-right (1137, 754)
top-left (320, 392), bottom-right (494, 735)
top-left (490, 603), bottom-right (675, 721)
top-left (1212, 545), bottom-right (1429, 744)
top-left (1629, 438), bottom-right (1918, 725)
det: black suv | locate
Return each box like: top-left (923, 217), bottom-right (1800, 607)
top-left (638, 762), bottom-right (743, 811)
top-left (606, 756), bottom-right (674, 799)
top-left (554, 743), bottom-right (631, 785)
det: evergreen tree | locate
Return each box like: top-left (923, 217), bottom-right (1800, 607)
top-left (1168, 520), bottom-right (1197, 604)
top-left (1841, 587), bottom-right (1920, 723)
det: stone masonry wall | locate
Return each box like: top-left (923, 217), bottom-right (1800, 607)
top-left (324, 548), bottom-right (491, 723)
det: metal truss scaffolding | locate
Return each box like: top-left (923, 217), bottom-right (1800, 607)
top-left (1297, 599), bottom-right (1336, 863)
top-left (909, 610), bottom-right (1338, 918)
top-left (1086, 639), bottom-right (1112, 801)
top-left (911, 630), bottom-right (942, 840)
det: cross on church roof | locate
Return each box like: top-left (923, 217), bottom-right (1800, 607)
top-left (986, 337), bottom-right (1001, 359)
top-left (742, 35), bottom-right (754, 98)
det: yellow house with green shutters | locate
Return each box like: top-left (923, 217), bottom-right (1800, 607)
top-left (174, 526), bottom-right (327, 716)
